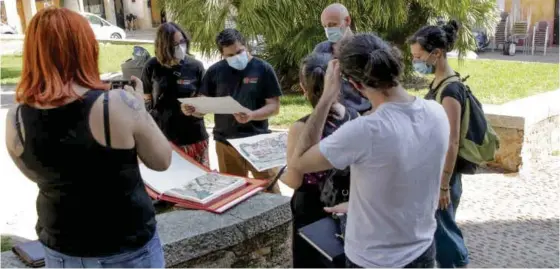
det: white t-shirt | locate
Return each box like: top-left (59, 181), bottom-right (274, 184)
top-left (319, 97), bottom-right (450, 268)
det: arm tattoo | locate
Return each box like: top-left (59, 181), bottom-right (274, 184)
top-left (117, 90), bottom-right (161, 131)
top-left (118, 90), bottom-right (143, 119)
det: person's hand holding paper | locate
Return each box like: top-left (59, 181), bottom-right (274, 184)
top-left (180, 103), bottom-right (205, 118)
top-left (233, 112), bottom-right (254, 124)
top-left (178, 96), bottom-right (251, 115)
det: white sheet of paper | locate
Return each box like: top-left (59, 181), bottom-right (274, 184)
top-left (178, 96), bottom-right (251, 114)
top-left (140, 150), bottom-right (207, 194)
top-left (228, 132), bottom-right (288, 172)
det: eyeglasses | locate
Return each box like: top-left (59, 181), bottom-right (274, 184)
top-left (174, 39), bottom-right (187, 46)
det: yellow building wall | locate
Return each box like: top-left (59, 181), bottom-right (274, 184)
top-left (35, 0), bottom-right (61, 11)
top-left (16, 0), bottom-right (61, 32)
top-left (504, 0), bottom-right (556, 45)
top-left (16, 0), bottom-right (25, 30)
top-left (150, 0), bottom-right (162, 27)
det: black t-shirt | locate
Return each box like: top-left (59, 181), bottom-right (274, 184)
top-left (313, 42), bottom-right (372, 114)
top-left (199, 57), bottom-right (283, 143)
top-left (142, 56), bottom-right (209, 145)
top-left (425, 78), bottom-right (477, 173)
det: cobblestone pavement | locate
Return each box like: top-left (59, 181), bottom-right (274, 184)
top-left (458, 157), bottom-right (560, 268)
top-left (1, 107), bottom-right (559, 266)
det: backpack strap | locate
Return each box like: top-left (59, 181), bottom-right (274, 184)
top-left (434, 75), bottom-right (461, 103)
top-left (435, 76), bottom-right (472, 147)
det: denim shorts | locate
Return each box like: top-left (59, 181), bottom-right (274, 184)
top-left (43, 232), bottom-right (165, 268)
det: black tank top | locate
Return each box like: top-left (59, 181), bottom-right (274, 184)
top-left (16, 90), bottom-right (156, 257)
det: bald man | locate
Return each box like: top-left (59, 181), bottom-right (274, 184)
top-left (314, 3), bottom-right (352, 54)
top-left (313, 3), bottom-right (372, 115)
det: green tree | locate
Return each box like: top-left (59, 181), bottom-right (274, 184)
top-left (166, 0), bottom-right (499, 91)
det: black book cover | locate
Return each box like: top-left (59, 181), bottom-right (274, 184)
top-left (298, 215), bottom-right (346, 266)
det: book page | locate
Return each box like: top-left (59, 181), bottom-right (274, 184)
top-left (227, 132), bottom-right (288, 172)
top-left (140, 150), bottom-right (207, 194)
top-left (178, 96), bottom-right (251, 114)
top-left (165, 173), bottom-right (246, 204)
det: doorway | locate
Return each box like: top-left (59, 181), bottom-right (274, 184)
top-left (113, 0), bottom-right (125, 29)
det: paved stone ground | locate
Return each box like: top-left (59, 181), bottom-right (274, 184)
top-left (457, 157), bottom-right (559, 267)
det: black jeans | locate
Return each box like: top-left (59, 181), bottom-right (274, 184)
top-left (346, 241), bottom-right (436, 268)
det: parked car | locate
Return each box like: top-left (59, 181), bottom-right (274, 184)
top-left (0, 23), bottom-right (17, 34)
top-left (81, 12), bottom-right (126, 40)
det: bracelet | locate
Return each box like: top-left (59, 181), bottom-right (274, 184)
top-left (440, 187), bottom-right (450, 191)
top-left (443, 170), bottom-right (453, 175)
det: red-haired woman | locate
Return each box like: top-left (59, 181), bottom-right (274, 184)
top-left (5, 8), bottom-right (171, 268)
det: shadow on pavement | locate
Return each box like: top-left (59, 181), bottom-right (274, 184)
top-left (460, 218), bottom-right (559, 268)
top-left (1, 92), bottom-right (15, 108)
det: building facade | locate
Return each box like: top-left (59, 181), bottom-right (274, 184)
top-left (499, 0), bottom-right (559, 45)
top-left (1, 0), bottom-right (164, 34)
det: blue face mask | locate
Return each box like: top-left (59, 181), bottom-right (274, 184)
top-left (226, 51), bottom-right (249, 70)
top-left (413, 53), bottom-right (435, 75)
top-left (325, 27), bottom-right (344, 43)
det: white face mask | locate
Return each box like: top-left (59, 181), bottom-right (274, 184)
top-left (226, 51), bottom-right (249, 70)
top-left (324, 20), bottom-right (347, 42)
top-left (174, 44), bottom-right (186, 61)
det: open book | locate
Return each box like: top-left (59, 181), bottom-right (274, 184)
top-left (139, 145), bottom-right (266, 212)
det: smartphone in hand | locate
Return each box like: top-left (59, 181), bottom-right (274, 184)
top-left (103, 80), bottom-right (136, 90)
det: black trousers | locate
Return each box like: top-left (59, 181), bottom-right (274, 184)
top-left (291, 187), bottom-right (331, 268)
top-left (346, 241), bottom-right (436, 268)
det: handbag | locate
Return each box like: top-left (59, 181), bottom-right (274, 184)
top-left (319, 169), bottom-right (350, 208)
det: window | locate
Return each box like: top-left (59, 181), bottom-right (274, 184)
top-left (101, 19), bottom-right (111, 26)
top-left (86, 15), bottom-right (103, 26)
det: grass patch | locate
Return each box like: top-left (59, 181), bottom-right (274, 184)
top-left (1, 236), bottom-right (13, 252)
top-left (0, 43), bottom-right (155, 84)
top-left (410, 59), bottom-right (560, 104)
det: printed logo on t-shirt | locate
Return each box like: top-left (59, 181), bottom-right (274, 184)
top-left (177, 79), bottom-right (195, 85)
top-left (243, 77), bottom-right (258, 84)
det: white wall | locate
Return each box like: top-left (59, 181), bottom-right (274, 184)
top-left (123, 0), bottom-right (152, 29)
top-left (3, 0), bottom-right (22, 33)
top-left (497, 0), bottom-right (506, 11)
top-left (63, 0), bottom-right (84, 12)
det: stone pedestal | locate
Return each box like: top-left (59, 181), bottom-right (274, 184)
top-left (0, 193), bottom-right (293, 268)
top-left (485, 90), bottom-right (560, 172)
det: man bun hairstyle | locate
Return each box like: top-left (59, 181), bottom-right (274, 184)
top-left (408, 19), bottom-right (461, 53)
top-left (338, 33), bottom-right (403, 91)
top-left (441, 20), bottom-right (460, 51)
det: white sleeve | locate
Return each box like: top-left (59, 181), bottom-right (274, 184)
top-left (319, 120), bottom-right (368, 170)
